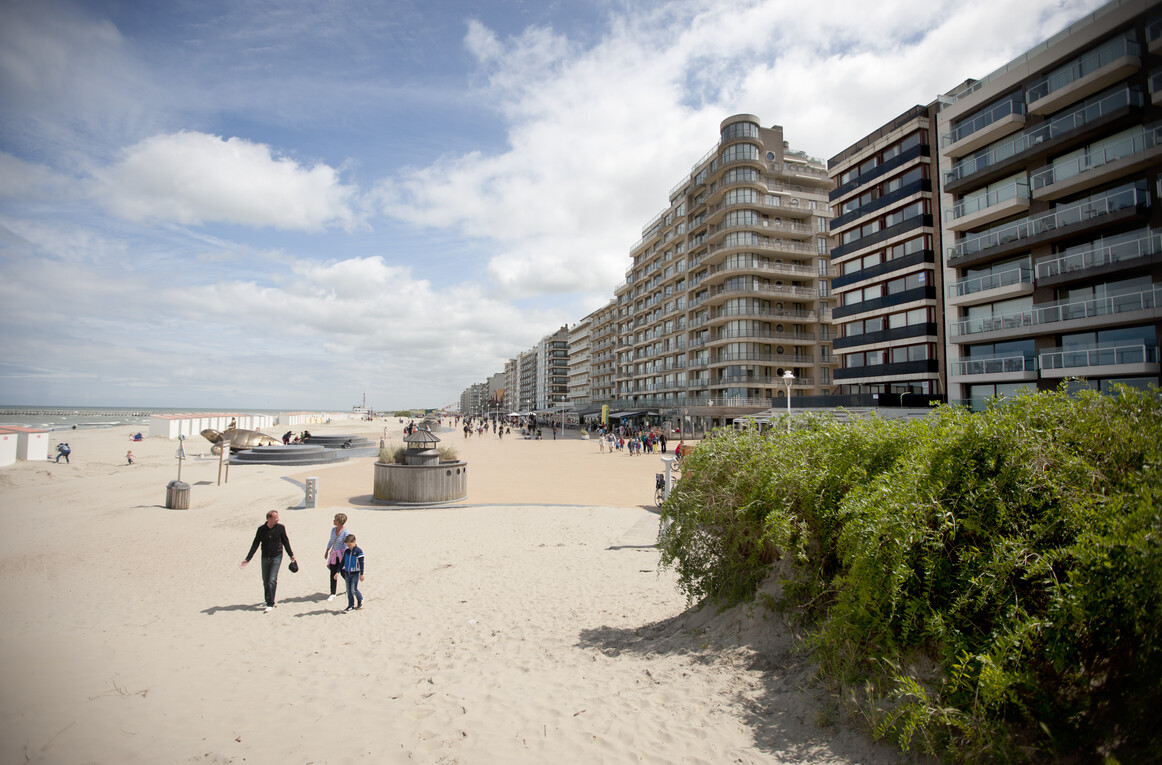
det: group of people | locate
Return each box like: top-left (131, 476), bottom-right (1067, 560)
top-left (596, 428), bottom-right (668, 455)
top-left (240, 511), bottom-right (365, 613)
top-left (281, 430), bottom-right (312, 445)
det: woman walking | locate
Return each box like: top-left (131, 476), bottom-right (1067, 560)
top-left (324, 513), bottom-right (352, 601)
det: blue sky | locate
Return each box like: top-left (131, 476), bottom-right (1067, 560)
top-left (0, 0), bottom-right (1106, 410)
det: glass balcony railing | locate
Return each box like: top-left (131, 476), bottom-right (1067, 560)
top-left (945, 86), bottom-right (1143, 185)
top-left (1040, 343), bottom-right (1158, 371)
top-left (951, 354), bottom-right (1037, 376)
top-left (1030, 124), bottom-right (1162, 190)
top-left (951, 182), bottom-right (1150, 260)
top-left (949, 180), bottom-right (1029, 220)
top-left (950, 286), bottom-right (1162, 336)
top-left (948, 266), bottom-right (1032, 299)
top-left (1026, 33), bottom-right (1140, 104)
top-left (1036, 228), bottom-right (1161, 279)
top-left (943, 100), bottom-right (1025, 147)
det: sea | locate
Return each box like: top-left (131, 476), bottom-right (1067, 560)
top-left (0, 406), bottom-right (284, 432)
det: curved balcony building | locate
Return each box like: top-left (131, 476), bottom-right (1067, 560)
top-left (614, 115), bottom-right (836, 427)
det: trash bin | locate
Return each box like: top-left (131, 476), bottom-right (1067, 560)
top-left (166, 480), bottom-right (190, 509)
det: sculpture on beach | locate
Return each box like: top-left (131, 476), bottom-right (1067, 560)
top-left (201, 427), bottom-right (281, 455)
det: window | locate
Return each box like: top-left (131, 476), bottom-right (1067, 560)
top-left (721, 143), bottom-right (759, 164)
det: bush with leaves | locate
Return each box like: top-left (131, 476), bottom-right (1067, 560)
top-left (657, 386), bottom-right (1162, 762)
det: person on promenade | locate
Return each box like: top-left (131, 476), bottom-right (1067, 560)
top-left (324, 513), bottom-right (352, 602)
top-left (335, 533), bottom-right (365, 612)
top-left (55, 443), bottom-right (71, 463)
top-left (240, 510), bottom-right (296, 612)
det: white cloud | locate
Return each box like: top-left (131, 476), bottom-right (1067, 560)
top-left (378, 0), bottom-right (1107, 298)
top-left (89, 131), bottom-right (361, 231)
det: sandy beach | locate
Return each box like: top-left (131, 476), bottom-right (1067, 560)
top-left (0, 419), bottom-right (899, 764)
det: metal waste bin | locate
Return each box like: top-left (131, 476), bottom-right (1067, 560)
top-left (166, 480), bottom-right (190, 509)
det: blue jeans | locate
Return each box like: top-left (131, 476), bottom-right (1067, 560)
top-left (260, 554), bottom-right (282, 607)
top-left (344, 571), bottom-right (362, 609)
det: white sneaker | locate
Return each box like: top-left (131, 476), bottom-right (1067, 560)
top-left (264, 606), bottom-right (273, 613)
top-left (327, 594), bottom-right (335, 601)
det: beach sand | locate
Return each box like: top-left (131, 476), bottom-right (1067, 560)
top-left (0, 419), bottom-right (900, 764)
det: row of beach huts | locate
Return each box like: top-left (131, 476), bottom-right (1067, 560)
top-left (0, 411), bottom-right (366, 466)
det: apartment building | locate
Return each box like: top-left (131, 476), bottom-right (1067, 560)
top-left (536, 326), bottom-right (570, 411)
top-left (567, 317), bottom-right (592, 410)
top-left (613, 115), bottom-right (836, 428)
top-left (938, 0), bottom-right (1162, 409)
top-left (458, 381), bottom-right (487, 418)
top-left (827, 105), bottom-right (946, 398)
top-left (587, 300), bottom-right (618, 411)
top-left (504, 357), bottom-right (519, 412)
top-left (518, 350), bottom-right (538, 412)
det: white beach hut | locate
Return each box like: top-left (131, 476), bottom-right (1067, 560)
top-left (0, 431), bottom-right (17, 467)
top-left (0, 426), bottom-right (49, 461)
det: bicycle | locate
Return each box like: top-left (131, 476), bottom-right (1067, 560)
top-left (654, 473), bottom-right (666, 506)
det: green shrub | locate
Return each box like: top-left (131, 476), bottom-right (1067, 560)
top-left (437, 444), bottom-right (459, 462)
top-left (657, 386), bottom-right (1162, 762)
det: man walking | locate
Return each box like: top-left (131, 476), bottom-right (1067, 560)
top-left (241, 510), bottom-right (296, 612)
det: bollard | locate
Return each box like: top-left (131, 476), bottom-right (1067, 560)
top-left (166, 480), bottom-right (190, 510)
top-left (305, 477), bottom-right (318, 508)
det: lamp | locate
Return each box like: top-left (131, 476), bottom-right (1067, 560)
top-left (781, 370), bottom-right (795, 432)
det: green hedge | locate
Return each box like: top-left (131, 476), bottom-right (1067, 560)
top-left (657, 386), bottom-right (1161, 762)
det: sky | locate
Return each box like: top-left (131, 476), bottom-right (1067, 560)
top-left (0, 0), bottom-right (1108, 411)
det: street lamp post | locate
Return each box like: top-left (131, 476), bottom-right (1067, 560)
top-left (781, 371), bottom-right (795, 433)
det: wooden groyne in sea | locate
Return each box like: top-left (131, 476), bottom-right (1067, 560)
top-left (0, 409), bottom-right (151, 417)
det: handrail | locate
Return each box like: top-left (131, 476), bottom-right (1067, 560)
top-left (951, 183), bottom-right (1150, 260)
top-left (1030, 124), bottom-right (1162, 189)
top-left (1035, 229), bottom-right (1161, 278)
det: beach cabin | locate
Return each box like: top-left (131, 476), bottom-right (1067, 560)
top-left (148, 413), bottom-right (275, 440)
top-left (0, 426), bottom-right (50, 461)
top-left (280, 411), bottom-right (328, 426)
top-left (0, 431), bottom-right (16, 466)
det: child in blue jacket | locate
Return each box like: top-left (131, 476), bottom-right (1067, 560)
top-left (335, 534), bottom-right (364, 612)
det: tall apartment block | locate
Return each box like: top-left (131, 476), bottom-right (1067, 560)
top-left (588, 300), bottom-right (618, 407)
top-left (938, 0), bottom-right (1162, 409)
top-left (613, 115), bottom-right (836, 427)
top-left (827, 106), bottom-right (945, 399)
top-left (567, 317), bottom-right (592, 409)
top-left (536, 326), bottom-right (570, 411)
top-left (518, 350), bottom-right (538, 412)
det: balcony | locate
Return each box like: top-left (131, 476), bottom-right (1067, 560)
top-left (1039, 343), bottom-right (1159, 379)
top-left (942, 100), bottom-right (1026, 159)
top-left (835, 359), bottom-right (940, 381)
top-left (949, 183), bottom-right (1151, 264)
top-left (1029, 124), bottom-right (1162, 201)
top-left (1025, 34), bottom-right (1141, 116)
top-left (832, 249), bottom-right (935, 290)
top-left (946, 266), bottom-right (1034, 307)
top-left (830, 179), bottom-right (931, 231)
top-left (711, 352), bottom-right (809, 366)
top-left (706, 259), bottom-right (817, 280)
top-left (830, 143), bottom-right (930, 201)
top-left (830, 214), bottom-right (932, 260)
top-left (832, 285), bottom-right (936, 320)
top-left (944, 85), bottom-right (1144, 190)
top-left (833, 323), bottom-right (938, 350)
top-left (947, 180), bottom-right (1030, 232)
top-left (708, 305), bottom-right (820, 323)
top-left (949, 285), bottom-right (1162, 339)
top-left (949, 354), bottom-right (1038, 384)
top-left (1035, 228), bottom-right (1161, 281)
